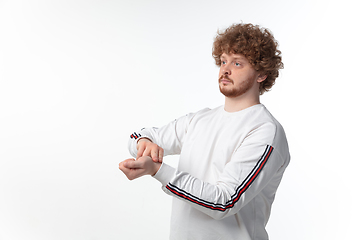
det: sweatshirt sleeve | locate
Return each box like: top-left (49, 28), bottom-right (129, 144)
top-left (127, 109), bottom-right (210, 158)
top-left (153, 124), bottom-right (288, 220)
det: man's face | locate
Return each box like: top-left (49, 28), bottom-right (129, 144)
top-left (218, 53), bottom-right (259, 98)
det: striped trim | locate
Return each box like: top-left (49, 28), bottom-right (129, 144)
top-left (130, 132), bottom-right (141, 140)
top-left (166, 145), bottom-right (274, 212)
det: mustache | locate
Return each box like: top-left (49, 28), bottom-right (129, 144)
top-left (218, 75), bottom-right (233, 83)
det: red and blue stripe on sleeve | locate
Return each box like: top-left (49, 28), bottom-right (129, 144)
top-left (165, 145), bottom-right (274, 212)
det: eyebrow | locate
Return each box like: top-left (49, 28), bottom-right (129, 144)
top-left (220, 55), bottom-right (246, 61)
top-left (232, 57), bottom-right (246, 61)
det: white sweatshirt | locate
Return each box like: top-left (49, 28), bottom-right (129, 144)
top-left (128, 104), bottom-right (290, 240)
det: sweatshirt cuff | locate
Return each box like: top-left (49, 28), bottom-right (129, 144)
top-left (152, 162), bottom-right (176, 186)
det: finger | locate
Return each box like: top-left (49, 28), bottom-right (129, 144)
top-left (119, 159), bottom-right (134, 169)
top-left (120, 166), bottom-right (141, 180)
top-left (158, 147), bottom-right (164, 163)
top-left (143, 147), bottom-right (151, 157)
top-left (123, 159), bottom-right (143, 169)
top-left (136, 144), bottom-right (146, 159)
top-left (151, 148), bottom-right (159, 162)
top-left (119, 161), bottom-right (130, 175)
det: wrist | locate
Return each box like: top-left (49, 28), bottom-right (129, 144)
top-left (151, 162), bottom-right (162, 177)
top-left (137, 137), bottom-right (152, 143)
top-left (136, 137), bottom-right (152, 150)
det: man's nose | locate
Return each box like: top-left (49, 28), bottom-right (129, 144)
top-left (222, 66), bottom-right (231, 75)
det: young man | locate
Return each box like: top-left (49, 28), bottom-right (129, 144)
top-left (119, 23), bottom-right (290, 240)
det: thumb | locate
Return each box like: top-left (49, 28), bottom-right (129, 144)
top-left (123, 159), bottom-right (142, 169)
top-left (136, 144), bottom-right (145, 160)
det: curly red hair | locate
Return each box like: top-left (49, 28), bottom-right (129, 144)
top-left (212, 23), bottom-right (283, 95)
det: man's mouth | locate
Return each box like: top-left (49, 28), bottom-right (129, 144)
top-left (219, 75), bottom-right (233, 84)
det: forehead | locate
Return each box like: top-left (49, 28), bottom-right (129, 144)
top-left (220, 53), bottom-right (247, 61)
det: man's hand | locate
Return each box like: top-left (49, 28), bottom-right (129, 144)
top-left (137, 138), bottom-right (164, 163)
top-left (119, 156), bottom-right (161, 180)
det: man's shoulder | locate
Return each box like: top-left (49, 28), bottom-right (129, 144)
top-left (254, 105), bottom-right (282, 127)
top-left (256, 105), bottom-right (289, 151)
top-left (185, 106), bottom-right (221, 120)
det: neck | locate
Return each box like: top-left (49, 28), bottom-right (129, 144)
top-left (224, 90), bottom-right (260, 112)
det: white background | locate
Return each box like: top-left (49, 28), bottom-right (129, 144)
top-left (0, 0), bottom-right (359, 239)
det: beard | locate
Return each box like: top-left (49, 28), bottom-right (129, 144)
top-left (218, 74), bottom-right (255, 98)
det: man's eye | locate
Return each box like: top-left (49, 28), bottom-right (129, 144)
top-left (221, 61), bottom-right (226, 65)
top-left (235, 62), bottom-right (241, 66)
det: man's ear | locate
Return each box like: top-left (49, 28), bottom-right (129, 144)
top-left (257, 75), bottom-right (267, 83)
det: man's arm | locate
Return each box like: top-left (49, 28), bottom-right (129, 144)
top-left (119, 143), bottom-right (286, 220)
top-left (154, 143), bottom-right (288, 220)
top-left (127, 109), bottom-right (209, 161)
top-left (121, 122), bottom-right (289, 220)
